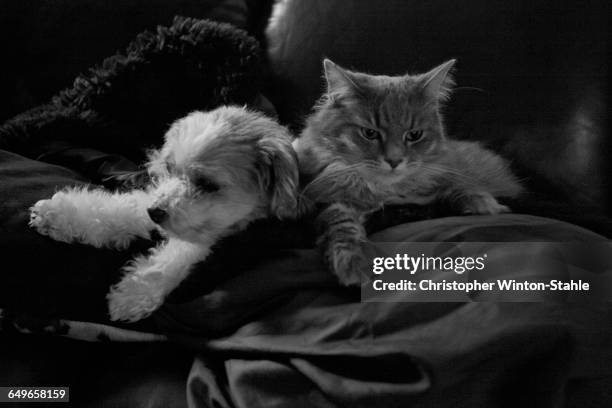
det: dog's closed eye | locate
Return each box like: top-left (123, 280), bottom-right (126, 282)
top-left (194, 176), bottom-right (220, 193)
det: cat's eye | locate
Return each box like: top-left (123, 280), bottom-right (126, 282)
top-left (195, 176), bottom-right (220, 193)
top-left (361, 128), bottom-right (381, 141)
top-left (405, 129), bottom-right (424, 142)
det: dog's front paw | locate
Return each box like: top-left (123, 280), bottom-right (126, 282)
top-left (325, 244), bottom-right (366, 287)
top-left (460, 193), bottom-right (510, 215)
top-left (29, 197), bottom-right (78, 243)
top-left (107, 274), bottom-right (165, 322)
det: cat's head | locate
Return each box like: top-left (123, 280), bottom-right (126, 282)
top-left (294, 58), bottom-right (456, 181)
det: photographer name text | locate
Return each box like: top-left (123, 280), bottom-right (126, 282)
top-left (372, 279), bottom-right (589, 292)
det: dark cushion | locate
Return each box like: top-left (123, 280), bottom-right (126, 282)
top-left (265, 0), bottom-right (610, 212)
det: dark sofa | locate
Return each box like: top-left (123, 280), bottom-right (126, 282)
top-left (1, 1), bottom-right (611, 407)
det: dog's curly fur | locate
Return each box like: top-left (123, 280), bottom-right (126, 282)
top-left (30, 106), bottom-right (299, 322)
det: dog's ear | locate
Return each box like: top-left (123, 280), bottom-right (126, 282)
top-left (257, 134), bottom-right (299, 219)
top-left (146, 148), bottom-right (168, 178)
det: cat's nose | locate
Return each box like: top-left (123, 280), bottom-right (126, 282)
top-left (147, 207), bottom-right (168, 224)
top-left (384, 158), bottom-right (402, 169)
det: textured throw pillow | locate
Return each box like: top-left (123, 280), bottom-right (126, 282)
top-left (0, 0), bottom-right (250, 122)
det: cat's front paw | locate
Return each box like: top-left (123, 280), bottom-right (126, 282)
top-left (29, 198), bottom-right (78, 243)
top-left (325, 245), bottom-right (366, 287)
top-left (460, 193), bottom-right (510, 215)
top-left (107, 274), bottom-right (164, 322)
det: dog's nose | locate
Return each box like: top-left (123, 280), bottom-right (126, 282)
top-left (147, 207), bottom-right (167, 224)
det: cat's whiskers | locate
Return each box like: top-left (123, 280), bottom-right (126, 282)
top-left (411, 162), bottom-right (484, 188)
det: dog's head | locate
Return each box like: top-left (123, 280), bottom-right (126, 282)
top-left (145, 106), bottom-right (298, 244)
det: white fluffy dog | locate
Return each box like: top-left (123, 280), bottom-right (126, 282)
top-left (29, 106), bottom-right (298, 322)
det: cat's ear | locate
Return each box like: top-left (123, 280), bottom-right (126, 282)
top-left (421, 59), bottom-right (457, 101)
top-left (323, 59), bottom-right (359, 95)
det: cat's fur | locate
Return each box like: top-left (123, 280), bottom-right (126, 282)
top-left (294, 59), bottom-right (522, 285)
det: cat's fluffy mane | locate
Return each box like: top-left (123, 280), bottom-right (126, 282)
top-left (295, 58), bottom-right (522, 211)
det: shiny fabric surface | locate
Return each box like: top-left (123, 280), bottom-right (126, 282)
top-left (177, 215), bottom-right (612, 408)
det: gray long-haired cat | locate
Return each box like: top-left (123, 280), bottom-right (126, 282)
top-left (294, 58), bottom-right (522, 285)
